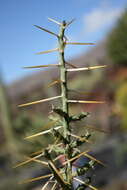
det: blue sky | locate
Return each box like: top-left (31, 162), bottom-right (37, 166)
top-left (0, 0), bottom-right (127, 84)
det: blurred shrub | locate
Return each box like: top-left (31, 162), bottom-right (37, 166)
top-left (13, 111), bottom-right (32, 137)
top-left (107, 10), bottom-right (127, 66)
top-left (13, 111), bottom-right (53, 155)
top-left (115, 81), bottom-right (127, 130)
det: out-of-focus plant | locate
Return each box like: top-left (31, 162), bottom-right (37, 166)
top-left (13, 112), bottom-right (52, 154)
top-left (0, 78), bottom-right (17, 158)
top-left (107, 10), bottom-right (127, 66)
top-left (14, 18), bottom-right (107, 190)
top-left (115, 81), bottom-right (127, 130)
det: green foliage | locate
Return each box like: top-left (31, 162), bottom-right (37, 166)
top-left (13, 112), bottom-right (32, 137)
top-left (13, 112), bottom-right (52, 154)
top-left (116, 81), bottom-right (127, 130)
top-left (107, 10), bottom-right (127, 66)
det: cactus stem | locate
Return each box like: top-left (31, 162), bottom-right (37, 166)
top-left (58, 21), bottom-right (72, 184)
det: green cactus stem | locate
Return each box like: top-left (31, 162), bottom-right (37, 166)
top-left (58, 20), bottom-right (72, 185)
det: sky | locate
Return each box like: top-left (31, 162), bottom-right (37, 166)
top-left (0, 0), bottom-right (127, 84)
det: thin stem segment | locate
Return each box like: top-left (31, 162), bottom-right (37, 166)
top-left (58, 21), bottom-right (72, 185)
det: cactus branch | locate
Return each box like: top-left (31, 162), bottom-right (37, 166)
top-left (16, 19), bottom-right (107, 189)
top-left (58, 21), bottom-right (73, 185)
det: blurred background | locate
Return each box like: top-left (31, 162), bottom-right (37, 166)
top-left (0, 0), bottom-right (127, 189)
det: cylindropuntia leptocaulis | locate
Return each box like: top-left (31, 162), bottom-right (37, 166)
top-left (14, 18), bottom-right (107, 190)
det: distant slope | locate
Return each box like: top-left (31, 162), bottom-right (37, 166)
top-left (7, 40), bottom-right (109, 101)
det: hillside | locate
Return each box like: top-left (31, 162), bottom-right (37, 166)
top-left (1, 36), bottom-right (127, 190)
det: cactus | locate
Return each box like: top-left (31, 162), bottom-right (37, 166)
top-left (15, 18), bottom-right (107, 190)
top-left (0, 77), bottom-right (17, 160)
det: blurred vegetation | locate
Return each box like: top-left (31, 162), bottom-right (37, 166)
top-left (0, 81), bottom-right (53, 190)
top-left (107, 10), bottom-right (127, 66)
top-left (13, 111), bottom-right (52, 154)
top-left (103, 179), bottom-right (127, 190)
top-left (115, 81), bottom-right (127, 130)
